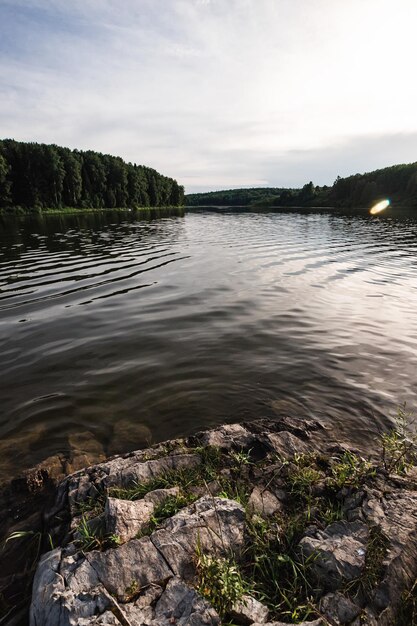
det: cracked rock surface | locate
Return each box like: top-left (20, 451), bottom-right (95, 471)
top-left (23, 417), bottom-right (417, 625)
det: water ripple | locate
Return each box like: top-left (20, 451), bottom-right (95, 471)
top-left (1, 209), bottom-right (417, 480)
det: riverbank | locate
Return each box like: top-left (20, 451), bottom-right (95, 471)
top-left (0, 205), bottom-right (185, 217)
top-left (2, 415), bottom-right (417, 625)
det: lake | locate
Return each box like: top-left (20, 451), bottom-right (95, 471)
top-left (1, 208), bottom-right (417, 481)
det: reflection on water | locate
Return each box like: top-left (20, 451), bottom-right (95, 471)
top-left (1, 208), bottom-right (417, 480)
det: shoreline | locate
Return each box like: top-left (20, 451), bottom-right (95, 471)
top-left (2, 416), bottom-right (417, 625)
top-left (0, 205), bottom-right (185, 218)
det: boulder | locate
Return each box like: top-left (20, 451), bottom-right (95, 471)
top-left (85, 536), bottom-right (173, 601)
top-left (151, 496), bottom-right (246, 580)
top-left (151, 576), bottom-right (220, 625)
top-left (299, 520), bottom-right (369, 589)
top-left (320, 591), bottom-right (361, 624)
top-left (248, 486), bottom-right (284, 517)
top-left (230, 594), bottom-right (269, 624)
top-left (144, 486), bottom-right (180, 506)
top-left (105, 497), bottom-right (154, 543)
top-left (252, 618), bottom-right (329, 626)
top-left (196, 423), bottom-right (256, 451)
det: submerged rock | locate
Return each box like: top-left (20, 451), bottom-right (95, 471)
top-left (108, 419), bottom-right (152, 456)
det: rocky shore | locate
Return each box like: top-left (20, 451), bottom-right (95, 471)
top-left (2, 416), bottom-right (417, 625)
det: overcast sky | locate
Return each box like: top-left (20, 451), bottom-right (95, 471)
top-left (1, 0), bottom-right (417, 193)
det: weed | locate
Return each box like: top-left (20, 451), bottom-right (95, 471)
top-left (315, 498), bottom-right (344, 526)
top-left (330, 450), bottom-right (375, 489)
top-left (4, 530), bottom-right (54, 569)
top-left (381, 403), bottom-right (417, 475)
top-left (196, 548), bottom-right (248, 618)
top-left (137, 493), bottom-right (197, 537)
top-left (346, 526), bottom-right (389, 600)
top-left (229, 449), bottom-right (252, 471)
top-left (396, 578), bottom-right (417, 625)
top-left (218, 478), bottom-right (250, 507)
top-left (244, 514), bottom-right (319, 622)
top-left (75, 516), bottom-right (106, 552)
top-left (287, 464), bottom-right (322, 499)
top-left (124, 580), bottom-right (140, 601)
top-left (110, 446), bottom-right (224, 502)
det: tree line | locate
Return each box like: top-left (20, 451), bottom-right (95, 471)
top-left (0, 139), bottom-right (184, 212)
top-left (186, 162), bottom-right (417, 209)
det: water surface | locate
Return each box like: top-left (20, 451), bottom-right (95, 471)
top-left (1, 209), bottom-right (417, 479)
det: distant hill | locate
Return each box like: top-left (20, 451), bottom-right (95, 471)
top-left (186, 162), bottom-right (417, 209)
top-left (185, 187), bottom-right (289, 206)
top-left (0, 139), bottom-right (184, 213)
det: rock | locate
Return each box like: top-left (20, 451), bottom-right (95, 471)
top-left (196, 423), bottom-right (256, 451)
top-left (248, 486), bottom-right (284, 517)
top-left (105, 497), bottom-right (155, 543)
top-left (266, 431), bottom-right (310, 458)
top-left (320, 591), bottom-right (361, 624)
top-left (252, 618), bottom-right (328, 626)
top-left (30, 549), bottom-right (114, 626)
top-left (134, 583), bottom-right (164, 607)
top-left (144, 486), bottom-right (180, 506)
top-left (30, 549), bottom-right (66, 626)
top-left (299, 520), bottom-right (369, 589)
top-left (151, 496), bottom-right (246, 580)
top-left (24, 418), bottom-right (417, 626)
top-left (108, 420), bottom-right (152, 456)
top-left (102, 452), bottom-right (201, 488)
top-left (230, 594), bottom-right (269, 624)
top-left (67, 431), bottom-right (106, 473)
top-left (152, 576), bottom-right (220, 625)
top-left (360, 487), bottom-right (417, 624)
top-left (119, 604), bottom-right (154, 624)
top-left (77, 612), bottom-right (122, 625)
top-left (86, 536), bottom-right (173, 601)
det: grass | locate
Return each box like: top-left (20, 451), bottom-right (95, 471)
top-left (109, 445), bottom-right (225, 502)
top-left (242, 511), bottom-right (319, 623)
top-left (1, 205), bottom-right (185, 217)
top-left (73, 494), bottom-right (106, 519)
top-left (10, 407), bottom-right (417, 622)
top-left (396, 579), bottom-right (417, 625)
top-left (137, 493), bottom-right (198, 538)
top-left (381, 403), bottom-right (417, 475)
top-left (75, 515), bottom-right (122, 552)
top-left (287, 455), bottom-right (323, 498)
top-left (4, 530), bottom-right (54, 568)
top-left (195, 547), bottom-right (249, 618)
top-left (345, 526), bottom-right (389, 600)
top-left (330, 450), bottom-right (375, 489)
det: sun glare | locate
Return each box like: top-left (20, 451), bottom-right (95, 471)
top-left (370, 199), bottom-right (390, 215)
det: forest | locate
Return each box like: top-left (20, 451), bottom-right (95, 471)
top-left (0, 140), bottom-right (184, 212)
top-left (186, 162), bottom-right (417, 209)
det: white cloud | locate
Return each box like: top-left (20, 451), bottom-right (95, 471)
top-left (1, 0), bottom-right (417, 192)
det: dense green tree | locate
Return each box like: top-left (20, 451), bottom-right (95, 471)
top-left (0, 139), bottom-right (184, 213)
top-left (0, 153), bottom-right (11, 207)
top-left (187, 162), bottom-right (417, 209)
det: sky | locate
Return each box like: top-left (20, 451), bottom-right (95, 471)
top-left (1, 0), bottom-right (417, 193)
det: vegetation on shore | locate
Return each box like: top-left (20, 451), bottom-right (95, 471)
top-left (3, 406), bottom-right (417, 624)
top-left (0, 205), bottom-right (185, 218)
top-left (186, 161), bottom-right (417, 209)
top-left (0, 139), bottom-right (184, 215)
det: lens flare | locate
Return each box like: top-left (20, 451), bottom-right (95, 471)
top-left (370, 199), bottom-right (390, 215)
